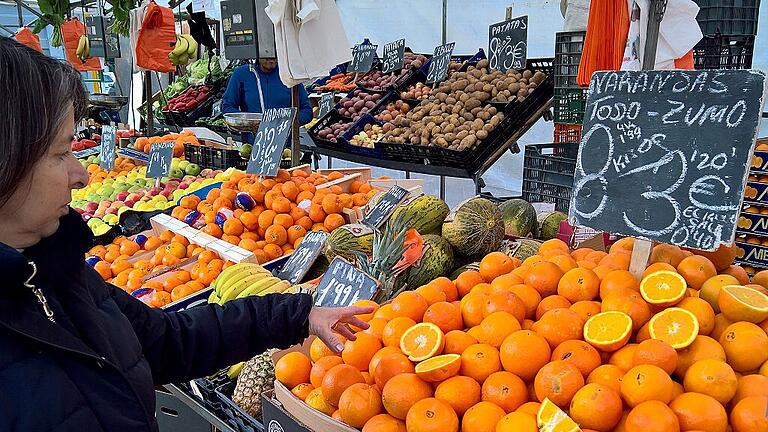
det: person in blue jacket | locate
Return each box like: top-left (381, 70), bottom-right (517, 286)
top-left (222, 58), bottom-right (313, 125)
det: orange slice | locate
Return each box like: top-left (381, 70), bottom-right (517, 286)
top-left (583, 311), bottom-right (632, 352)
top-left (718, 285), bottom-right (768, 323)
top-left (414, 354), bottom-right (461, 382)
top-left (648, 307), bottom-right (699, 349)
top-left (537, 397), bottom-right (583, 432)
top-left (400, 322), bottom-right (445, 361)
top-left (640, 271), bottom-right (687, 307)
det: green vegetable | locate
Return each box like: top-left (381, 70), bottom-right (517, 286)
top-left (32, 0), bottom-right (69, 46)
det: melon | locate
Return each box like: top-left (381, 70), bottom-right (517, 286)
top-left (442, 197), bottom-right (504, 257)
top-left (498, 198), bottom-right (536, 237)
top-left (499, 238), bottom-right (542, 261)
top-left (537, 211), bottom-right (567, 240)
top-left (404, 234), bottom-right (455, 289)
top-left (324, 224), bottom-right (374, 262)
top-left (449, 262), bottom-right (480, 280)
top-left (389, 194), bottom-right (450, 235)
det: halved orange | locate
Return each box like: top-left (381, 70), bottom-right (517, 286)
top-left (640, 271), bottom-right (687, 307)
top-left (414, 354), bottom-right (461, 382)
top-left (583, 311), bottom-right (633, 352)
top-left (400, 322), bottom-right (445, 361)
top-left (537, 397), bottom-right (581, 432)
top-left (648, 307), bottom-right (699, 349)
top-left (718, 285), bottom-right (768, 323)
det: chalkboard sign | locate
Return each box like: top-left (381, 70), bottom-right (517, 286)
top-left (570, 70), bottom-right (766, 251)
top-left (246, 107), bottom-right (296, 177)
top-left (212, 100), bottom-right (222, 117)
top-left (426, 42), bottom-right (456, 84)
top-left (99, 125), bottom-right (116, 171)
top-left (146, 141), bottom-right (175, 178)
top-left (361, 185), bottom-right (409, 228)
top-left (318, 92), bottom-right (335, 119)
top-left (314, 258), bottom-right (379, 308)
top-left (488, 15), bottom-right (528, 72)
top-left (277, 231), bottom-right (329, 284)
top-left (348, 43), bottom-right (378, 74)
top-left (381, 38), bottom-right (406, 74)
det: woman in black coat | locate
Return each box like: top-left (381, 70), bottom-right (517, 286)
top-left (0, 38), bottom-right (371, 431)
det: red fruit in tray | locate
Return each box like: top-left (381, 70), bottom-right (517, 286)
top-left (196, 94), bottom-right (207, 102)
top-left (72, 141), bottom-right (85, 151)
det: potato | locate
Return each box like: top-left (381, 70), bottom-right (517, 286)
top-left (456, 130), bottom-right (469, 140)
top-left (470, 69), bottom-right (483, 78)
top-left (462, 112), bottom-right (474, 121)
top-left (459, 93), bottom-right (470, 103)
top-left (517, 88), bottom-right (529, 99)
top-left (522, 70), bottom-right (533, 79)
top-left (445, 96), bottom-right (457, 105)
top-left (436, 137), bottom-right (448, 147)
top-left (476, 129), bottom-right (489, 140)
top-left (451, 79), bottom-right (468, 92)
top-left (477, 59), bottom-right (489, 69)
top-left (482, 83), bottom-right (494, 93)
top-left (483, 123), bottom-right (494, 132)
top-left (470, 107), bottom-right (482, 116)
top-left (477, 110), bottom-right (491, 120)
top-left (532, 71), bottom-right (546, 85)
top-left (436, 92), bottom-right (448, 102)
top-left (444, 132), bottom-right (456, 142)
top-left (471, 118), bottom-right (484, 130)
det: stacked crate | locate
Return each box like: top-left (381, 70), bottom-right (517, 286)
top-left (553, 31), bottom-right (587, 144)
top-left (735, 138), bottom-right (768, 275)
top-left (692, 0), bottom-right (759, 70)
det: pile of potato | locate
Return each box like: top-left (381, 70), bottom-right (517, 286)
top-left (381, 59), bottom-right (547, 152)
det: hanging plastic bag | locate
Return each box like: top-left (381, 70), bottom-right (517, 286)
top-left (61, 18), bottom-right (102, 71)
top-left (15, 27), bottom-right (43, 53)
top-left (135, 1), bottom-right (176, 73)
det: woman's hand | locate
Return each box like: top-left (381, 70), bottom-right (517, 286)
top-left (308, 305), bottom-right (374, 353)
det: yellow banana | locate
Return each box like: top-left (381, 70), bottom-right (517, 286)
top-left (219, 272), bottom-right (270, 303)
top-left (227, 362), bottom-right (245, 379)
top-left (218, 265), bottom-right (270, 296)
top-left (214, 263), bottom-right (266, 294)
top-left (207, 290), bottom-right (220, 304)
top-left (251, 280), bottom-right (291, 297)
top-left (182, 34), bottom-right (198, 57)
top-left (235, 277), bottom-right (283, 299)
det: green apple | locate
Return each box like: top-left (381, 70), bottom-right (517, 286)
top-left (178, 160), bottom-right (190, 171)
top-left (80, 159), bottom-right (89, 168)
top-left (171, 159), bottom-right (180, 170)
top-left (184, 163), bottom-right (201, 176)
top-left (169, 168), bottom-right (184, 179)
top-left (102, 178), bottom-right (114, 186)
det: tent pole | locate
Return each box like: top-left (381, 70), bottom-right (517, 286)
top-left (290, 85), bottom-right (300, 166)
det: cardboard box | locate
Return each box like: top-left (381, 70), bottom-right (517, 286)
top-left (750, 151), bottom-right (768, 175)
top-left (743, 181), bottom-right (768, 206)
top-left (270, 337), bottom-right (358, 432)
top-left (737, 211), bottom-right (768, 236)
top-left (734, 240), bottom-right (768, 269)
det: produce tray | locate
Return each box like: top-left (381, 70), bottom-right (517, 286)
top-left (522, 142), bottom-right (577, 212)
top-left (554, 31), bottom-right (586, 89)
top-left (554, 123), bottom-right (583, 144)
top-left (213, 380), bottom-right (265, 432)
top-left (553, 87), bottom-right (587, 124)
top-left (734, 240), bottom-right (768, 269)
top-left (743, 181), bottom-right (768, 206)
top-left (339, 114), bottom-right (385, 158)
top-left (183, 142), bottom-right (248, 171)
top-left (751, 150), bottom-right (768, 174)
top-left (163, 96), bottom-right (216, 127)
top-left (693, 0), bottom-right (761, 36)
top-left (738, 211), bottom-right (768, 236)
top-left (308, 109), bottom-right (352, 152)
top-left (693, 34), bottom-right (754, 70)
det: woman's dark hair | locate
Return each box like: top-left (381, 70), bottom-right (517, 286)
top-left (0, 37), bottom-right (88, 207)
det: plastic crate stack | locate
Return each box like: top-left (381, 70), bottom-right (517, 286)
top-left (522, 143), bottom-right (578, 212)
top-left (735, 139), bottom-right (768, 275)
top-left (692, 0), bottom-right (759, 70)
top-left (553, 31), bottom-right (587, 145)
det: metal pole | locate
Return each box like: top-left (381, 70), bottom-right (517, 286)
top-left (441, 0), bottom-right (447, 44)
top-left (439, 175), bottom-right (446, 200)
top-left (144, 72), bottom-right (154, 135)
top-left (290, 86), bottom-right (301, 166)
top-left (16, 0), bottom-right (23, 27)
top-left (642, 0), bottom-right (667, 69)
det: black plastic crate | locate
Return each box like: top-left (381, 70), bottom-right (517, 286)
top-left (693, 34), bottom-right (754, 70)
top-left (554, 31), bottom-right (586, 89)
top-left (553, 87), bottom-right (587, 124)
top-left (693, 0), bottom-right (761, 36)
top-left (339, 114), bottom-right (386, 158)
top-left (522, 143), bottom-right (577, 212)
top-left (308, 109), bottom-right (353, 152)
top-left (184, 143), bottom-right (206, 166)
top-left (208, 146), bottom-right (248, 171)
top-left (214, 380), bottom-right (265, 432)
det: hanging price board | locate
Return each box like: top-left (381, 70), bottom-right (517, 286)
top-left (99, 125), bottom-right (116, 171)
top-left (488, 15), bottom-right (528, 72)
top-left (314, 258), bottom-right (379, 307)
top-left (426, 42), bottom-right (455, 84)
top-left (277, 231), bottom-right (329, 285)
top-left (246, 107), bottom-right (296, 177)
top-left (348, 43), bottom-right (378, 74)
top-left (318, 92), bottom-right (335, 119)
top-left (146, 142), bottom-right (175, 178)
top-left (381, 38), bottom-right (406, 74)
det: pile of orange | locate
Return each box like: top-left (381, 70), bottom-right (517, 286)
top-left (86, 157), bottom-right (138, 184)
top-left (171, 169), bottom-right (376, 264)
top-left (133, 131), bottom-right (193, 157)
top-left (275, 239), bottom-right (768, 432)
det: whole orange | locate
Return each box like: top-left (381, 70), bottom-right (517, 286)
top-left (533, 360), bottom-right (584, 407)
top-left (499, 330), bottom-right (551, 381)
top-left (460, 343), bottom-right (501, 384)
top-left (337, 383), bottom-right (382, 428)
top-left (274, 352), bottom-right (312, 389)
top-left (569, 383), bottom-right (623, 431)
top-left (669, 392), bottom-right (727, 432)
top-left (461, 401), bottom-right (505, 432)
top-left (551, 339), bottom-right (602, 377)
top-left (381, 373), bottom-right (433, 420)
top-left (624, 400), bottom-right (680, 432)
top-left (342, 331), bottom-right (382, 371)
top-left (435, 375), bottom-right (481, 417)
top-left (620, 364), bottom-right (674, 407)
top-left (404, 398), bottom-right (459, 432)
top-left (480, 371), bottom-right (527, 412)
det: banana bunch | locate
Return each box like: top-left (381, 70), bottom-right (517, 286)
top-left (208, 262), bottom-right (298, 304)
top-left (169, 34), bottom-right (198, 66)
top-left (76, 35), bottom-right (91, 63)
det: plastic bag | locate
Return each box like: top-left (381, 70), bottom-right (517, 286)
top-left (61, 18), bottom-right (102, 71)
top-left (135, 1), bottom-right (176, 73)
top-left (15, 27), bottom-right (43, 53)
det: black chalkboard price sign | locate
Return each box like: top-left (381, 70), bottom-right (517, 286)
top-left (348, 43), bottom-right (378, 74)
top-left (381, 38), bottom-right (406, 74)
top-left (362, 185), bottom-right (409, 228)
top-left (277, 231), bottom-right (329, 285)
top-left (246, 107), bottom-right (296, 177)
top-left (146, 141), bottom-right (174, 178)
top-left (318, 92), bottom-right (335, 119)
top-left (314, 258), bottom-right (379, 308)
top-left (570, 69), bottom-right (766, 251)
top-left (488, 15), bottom-right (528, 72)
top-left (426, 42), bottom-right (455, 84)
top-left (99, 125), bottom-right (116, 171)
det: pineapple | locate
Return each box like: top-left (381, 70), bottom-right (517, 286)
top-left (231, 351), bottom-right (275, 418)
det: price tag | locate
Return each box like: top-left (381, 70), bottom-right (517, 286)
top-left (277, 231), bottom-right (329, 284)
top-left (426, 42), bottom-right (456, 84)
top-left (318, 92), bottom-right (335, 119)
top-left (488, 16), bottom-right (528, 72)
top-left (99, 125), bottom-right (116, 171)
top-left (146, 141), bottom-right (175, 178)
top-left (348, 43), bottom-right (378, 74)
top-left (212, 100), bottom-right (222, 117)
top-left (314, 258), bottom-right (379, 308)
top-left (361, 185), bottom-right (409, 228)
top-left (246, 107), bottom-right (296, 177)
top-left (570, 69), bottom-right (766, 251)
top-left (381, 38), bottom-right (406, 74)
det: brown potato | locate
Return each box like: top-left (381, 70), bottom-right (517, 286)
top-left (476, 129), bottom-right (488, 140)
top-left (477, 59), bottom-right (489, 69)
